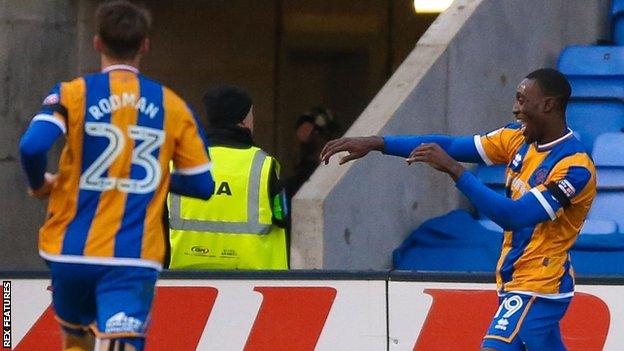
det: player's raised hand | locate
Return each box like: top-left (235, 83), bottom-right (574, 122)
top-left (320, 136), bottom-right (384, 165)
top-left (406, 143), bottom-right (465, 180)
top-left (28, 172), bottom-right (58, 199)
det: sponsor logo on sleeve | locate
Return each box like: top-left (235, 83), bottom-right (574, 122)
top-left (557, 179), bottom-right (576, 198)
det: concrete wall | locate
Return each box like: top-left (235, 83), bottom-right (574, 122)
top-left (0, 0), bottom-right (79, 269)
top-left (0, 0), bottom-right (434, 270)
top-left (291, 0), bottom-right (611, 269)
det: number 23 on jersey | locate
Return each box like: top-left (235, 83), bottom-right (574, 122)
top-left (79, 122), bottom-right (165, 194)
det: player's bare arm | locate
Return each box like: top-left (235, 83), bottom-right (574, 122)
top-left (320, 136), bottom-right (384, 165)
top-left (407, 143), bottom-right (465, 181)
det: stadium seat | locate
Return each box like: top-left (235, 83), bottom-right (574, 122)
top-left (614, 0), bottom-right (624, 17)
top-left (579, 219), bottom-right (619, 235)
top-left (590, 133), bottom-right (624, 235)
top-left (593, 132), bottom-right (624, 167)
top-left (566, 101), bottom-right (624, 152)
top-left (613, 0), bottom-right (624, 45)
top-left (393, 210), bottom-right (502, 271)
top-left (587, 191), bottom-right (624, 231)
top-left (475, 164), bottom-right (506, 188)
top-left (478, 219), bottom-right (503, 233)
top-left (567, 77), bottom-right (624, 100)
top-left (596, 168), bottom-right (624, 189)
top-left (559, 46), bottom-right (624, 106)
top-left (571, 248), bottom-right (624, 275)
top-left (593, 133), bottom-right (624, 189)
top-left (559, 46), bottom-right (624, 77)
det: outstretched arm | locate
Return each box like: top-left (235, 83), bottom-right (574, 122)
top-left (320, 135), bottom-right (482, 165)
top-left (320, 136), bottom-right (385, 165)
top-left (409, 143), bottom-right (552, 231)
top-left (385, 135), bottom-right (482, 163)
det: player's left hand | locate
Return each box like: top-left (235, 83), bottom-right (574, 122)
top-left (406, 143), bottom-right (465, 180)
top-left (28, 172), bottom-right (58, 199)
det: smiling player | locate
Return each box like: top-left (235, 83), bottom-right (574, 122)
top-left (320, 68), bottom-right (596, 351)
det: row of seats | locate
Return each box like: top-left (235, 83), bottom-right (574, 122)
top-left (555, 6), bottom-right (624, 237)
top-left (559, 46), bottom-right (624, 151)
top-left (393, 6), bottom-right (624, 274)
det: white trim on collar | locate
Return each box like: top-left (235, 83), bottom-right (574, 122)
top-left (102, 64), bottom-right (140, 74)
top-left (535, 129), bottom-right (574, 151)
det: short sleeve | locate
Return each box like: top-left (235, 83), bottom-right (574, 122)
top-left (474, 123), bottom-right (525, 165)
top-left (528, 155), bottom-right (595, 221)
top-left (172, 106), bottom-right (212, 175)
top-left (32, 83), bottom-right (67, 134)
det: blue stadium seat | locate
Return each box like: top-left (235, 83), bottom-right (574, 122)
top-left (559, 46), bottom-right (624, 104)
top-left (559, 46), bottom-right (624, 77)
top-left (613, 0), bottom-right (624, 45)
top-left (596, 168), bottom-right (624, 189)
top-left (566, 77), bottom-right (624, 100)
top-left (593, 133), bottom-right (624, 189)
top-left (566, 101), bottom-right (624, 152)
top-left (571, 249), bottom-right (624, 275)
top-left (588, 191), bottom-right (624, 231)
top-left (581, 134), bottom-right (624, 232)
top-left (614, 0), bottom-right (624, 15)
top-left (593, 132), bottom-right (624, 166)
top-left (580, 219), bottom-right (619, 235)
top-left (478, 219), bottom-right (503, 233)
top-left (475, 164), bottom-right (506, 187)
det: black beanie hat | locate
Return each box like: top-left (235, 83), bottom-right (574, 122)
top-left (203, 85), bottom-right (252, 127)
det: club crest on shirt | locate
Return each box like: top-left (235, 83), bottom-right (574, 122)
top-left (43, 93), bottom-right (59, 105)
top-left (557, 179), bottom-right (576, 198)
top-left (533, 167), bottom-right (549, 184)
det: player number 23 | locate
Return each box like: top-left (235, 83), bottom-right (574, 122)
top-left (79, 122), bottom-right (165, 194)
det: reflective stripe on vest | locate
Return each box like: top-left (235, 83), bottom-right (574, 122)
top-left (169, 149), bottom-right (272, 234)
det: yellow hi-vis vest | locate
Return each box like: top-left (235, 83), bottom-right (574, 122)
top-left (168, 146), bottom-right (287, 270)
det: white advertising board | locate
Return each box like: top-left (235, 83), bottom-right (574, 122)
top-left (1, 279), bottom-right (387, 351)
top-left (3, 278), bottom-right (623, 350)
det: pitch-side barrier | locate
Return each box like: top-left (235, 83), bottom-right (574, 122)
top-left (0, 270), bottom-right (621, 350)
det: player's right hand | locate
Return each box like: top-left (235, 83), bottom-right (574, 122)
top-left (28, 172), bottom-right (58, 199)
top-left (320, 136), bottom-right (384, 165)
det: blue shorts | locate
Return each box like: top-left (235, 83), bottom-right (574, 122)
top-left (48, 261), bottom-right (158, 339)
top-left (481, 293), bottom-right (570, 351)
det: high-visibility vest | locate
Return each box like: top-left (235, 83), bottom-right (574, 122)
top-left (168, 146), bottom-right (287, 270)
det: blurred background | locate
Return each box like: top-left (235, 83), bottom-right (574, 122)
top-left (0, 0), bottom-right (441, 269)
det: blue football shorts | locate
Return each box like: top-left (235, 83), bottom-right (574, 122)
top-left (48, 261), bottom-right (158, 339)
top-left (481, 292), bottom-right (571, 351)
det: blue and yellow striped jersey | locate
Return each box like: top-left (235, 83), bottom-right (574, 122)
top-left (475, 123), bottom-right (596, 298)
top-left (36, 65), bottom-right (211, 270)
